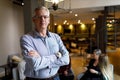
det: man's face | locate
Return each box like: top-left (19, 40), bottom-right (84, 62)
top-left (33, 9), bottom-right (50, 30)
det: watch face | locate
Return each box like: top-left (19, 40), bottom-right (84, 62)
top-left (57, 52), bottom-right (62, 58)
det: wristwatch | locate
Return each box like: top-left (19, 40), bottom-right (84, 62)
top-left (56, 52), bottom-right (62, 58)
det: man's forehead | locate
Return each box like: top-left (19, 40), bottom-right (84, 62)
top-left (35, 10), bottom-right (49, 15)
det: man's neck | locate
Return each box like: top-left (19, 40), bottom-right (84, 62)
top-left (39, 29), bottom-right (47, 37)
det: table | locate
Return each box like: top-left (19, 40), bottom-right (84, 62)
top-left (0, 64), bottom-right (10, 79)
top-left (0, 63), bottom-right (18, 79)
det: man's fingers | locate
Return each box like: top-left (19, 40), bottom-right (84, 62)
top-left (28, 50), bottom-right (40, 57)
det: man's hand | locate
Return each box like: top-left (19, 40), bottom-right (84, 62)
top-left (28, 50), bottom-right (40, 57)
top-left (64, 70), bottom-right (68, 76)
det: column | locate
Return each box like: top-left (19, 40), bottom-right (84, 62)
top-left (23, 0), bottom-right (45, 33)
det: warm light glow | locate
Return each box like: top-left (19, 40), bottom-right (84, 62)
top-left (93, 24), bottom-right (96, 29)
top-left (69, 24), bottom-right (73, 30)
top-left (57, 25), bottom-right (63, 33)
top-left (53, 0), bottom-right (59, 4)
top-left (67, 22), bottom-right (69, 25)
top-left (75, 14), bottom-right (78, 17)
top-left (22, 2), bottom-right (24, 5)
top-left (45, 0), bottom-right (64, 4)
top-left (92, 18), bottom-right (95, 21)
top-left (81, 23), bottom-right (86, 30)
top-left (63, 20), bottom-right (67, 24)
top-left (78, 20), bottom-right (81, 24)
top-left (112, 19), bottom-right (115, 22)
top-left (54, 23), bottom-right (57, 25)
top-left (107, 23), bottom-right (112, 27)
top-left (69, 24), bottom-right (74, 32)
top-left (109, 20), bottom-right (112, 23)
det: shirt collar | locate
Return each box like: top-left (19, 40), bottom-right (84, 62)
top-left (33, 30), bottom-right (51, 38)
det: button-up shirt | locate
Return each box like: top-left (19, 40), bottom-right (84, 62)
top-left (20, 30), bottom-right (69, 78)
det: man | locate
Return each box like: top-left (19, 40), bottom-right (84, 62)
top-left (20, 6), bottom-right (69, 80)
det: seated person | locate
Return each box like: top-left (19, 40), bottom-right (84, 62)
top-left (80, 49), bottom-right (103, 80)
top-left (58, 57), bottom-right (74, 80)
top-left (99, 54), bottom-right (114, 80)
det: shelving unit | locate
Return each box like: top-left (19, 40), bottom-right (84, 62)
top-left (106, 18), bottom-right (120, 51)
top-left (54, 24), bottom-right (96, 54)
top-left (116, 24), bottom-right (120, 47)
top-left (94, 14), bottom-right (120, 53)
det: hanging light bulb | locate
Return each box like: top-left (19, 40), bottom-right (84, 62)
top-left (45, 0), bottom-right (64, 10)
top-left (45, 0), bottom-right (64, 4)
top-left (52, 0), bottom-right (59, 4)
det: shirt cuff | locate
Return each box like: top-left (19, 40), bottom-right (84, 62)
top-left (48, 55), bottom-right (57, 68)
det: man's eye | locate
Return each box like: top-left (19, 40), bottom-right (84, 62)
top-left (34, 16), bottom-right (49, 19)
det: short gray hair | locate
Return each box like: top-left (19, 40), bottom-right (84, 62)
top-left (34, 6), bottom-right (50, 15)
top-left (94, 49), bottom-right (102, 55)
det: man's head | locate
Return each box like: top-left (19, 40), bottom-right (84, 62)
top-left (32, 6), bottom-right (50, 31)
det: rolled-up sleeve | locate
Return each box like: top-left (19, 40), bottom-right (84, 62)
top-left (49, 34), bottom-right (70, 68)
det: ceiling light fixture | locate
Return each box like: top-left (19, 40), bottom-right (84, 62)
top-left (45, 0), bottom-right (64, 10)
top-left (75, 14), bottom-right (78, 17)
top-left (45, 0), bottom-right (64, 4)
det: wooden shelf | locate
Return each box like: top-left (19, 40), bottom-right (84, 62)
top-left (106, 18), bottom-right (120, 51)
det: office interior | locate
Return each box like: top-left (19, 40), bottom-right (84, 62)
top-left (0, 0), bottom-right (120, 80)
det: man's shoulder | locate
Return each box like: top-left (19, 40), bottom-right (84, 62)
top-left (20, 31), bottom-right (35, 39)
top-left (21, 33), bottom-right (32, 37)
top-left (49, 32), bottom-right (57, 35)
top-left (49, 32), bottom-right (59, 37)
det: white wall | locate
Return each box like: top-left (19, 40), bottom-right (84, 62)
top-left (0, 0), bottom-right (24, 66)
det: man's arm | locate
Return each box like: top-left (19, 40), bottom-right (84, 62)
top-left (20, 35), bottom-right (58, 71)
top-left (49, 34), bottom-right (70, 67)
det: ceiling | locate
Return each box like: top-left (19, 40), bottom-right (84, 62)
top-left (51, 7), bottom-right (103, 24)
top-left (45, 0), bottom-right (120, 25)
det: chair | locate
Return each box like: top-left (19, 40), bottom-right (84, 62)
top-left (7, 53), bottom-right (25, 80)
top-left (12, 67), bottom-right (19, 80)
top-left (12, 60), bottom-right (26, 80)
